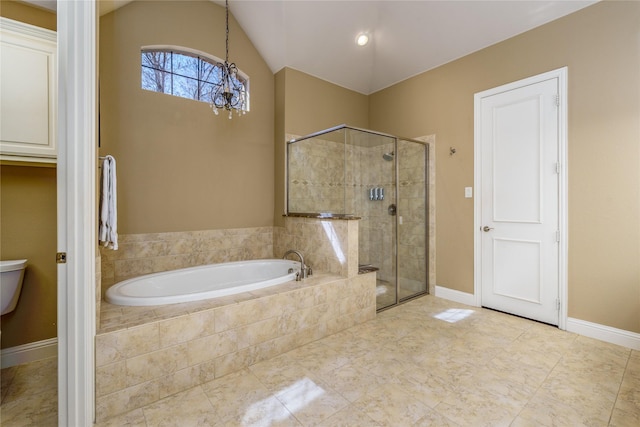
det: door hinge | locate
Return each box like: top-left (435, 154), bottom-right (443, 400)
top-left (56, 252), bottom-right (67, 264)
top-left (555, 94), bottom-right (560, 107)
top-left (555, 163), bottom-right (561, 174)
top-left (556, 231), bottom-right (561, 242)
top-left (556, 299), bottom-right (561, 310)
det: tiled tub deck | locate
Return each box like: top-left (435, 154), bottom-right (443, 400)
top-left (95, 272), bottom-right (376, 422)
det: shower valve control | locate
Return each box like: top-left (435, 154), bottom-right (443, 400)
top-left (369, 187), bottom-right (385, 201)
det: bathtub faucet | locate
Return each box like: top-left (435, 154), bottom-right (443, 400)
top-left (283, 249), bottom-right (312, 281)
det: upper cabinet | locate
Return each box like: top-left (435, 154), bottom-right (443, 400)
top-left (0, 17), bottom-right (57, 163)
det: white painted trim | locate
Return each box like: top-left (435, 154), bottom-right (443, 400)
top-left (567, 318), bottom-right (640, 351)
top-left (57, 1), bottom-right (96, 425)
top-left (435, 286), bottom-right (477, 307)
top-left (1, 338), bottom-right (58, 368)
top-left (0, 16), bottom-right (56, 42)
top-left (473, 67), bottom-right (568, 329)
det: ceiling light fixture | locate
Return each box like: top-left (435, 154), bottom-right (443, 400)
top-left (356, 33), bottom-right (369, 47)
top-left (211, 0), bottom-right (248, 119)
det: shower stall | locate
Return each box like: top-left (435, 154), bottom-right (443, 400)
top-left (287, 125), bottom-right (429, 310)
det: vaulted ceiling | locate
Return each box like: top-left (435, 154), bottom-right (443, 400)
top-left (25, 0), bottom-right (597, 94)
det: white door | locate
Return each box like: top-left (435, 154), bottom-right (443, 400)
top-left (476, 71), bottom-right (564, 325)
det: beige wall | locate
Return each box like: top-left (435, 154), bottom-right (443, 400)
top-left (369, 1), bottom-right (640, 333)
top-left (0, 3), bottom-right (57, 349)
top-left (1, 0), bottom-right (56, 30)
top-left (99, 0), bottom-right (274, 234)
top-left (273, 68), bottom-right (369, 225)
top-left (0, 166), bottom-right (57, 349)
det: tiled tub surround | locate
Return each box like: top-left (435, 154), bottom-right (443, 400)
top-left (96, 272), bottom-right (376, 421)
top-left (99, 227), bottom-right (274, 297)
top-left (97, 218), bottom-right (372, 421)
top-left (274, 216), bottom-right (359, 278)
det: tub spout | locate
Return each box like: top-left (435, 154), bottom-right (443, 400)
top-left (283, 249), bottom-right (311, 280)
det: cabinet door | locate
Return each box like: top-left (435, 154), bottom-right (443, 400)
top-left (0, 18), bottom-right (57, 162)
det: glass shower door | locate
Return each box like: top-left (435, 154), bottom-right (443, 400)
top-left (397, 139), bottom-right (429, 301)
top-left (345, 128), bottom-right (398, 310)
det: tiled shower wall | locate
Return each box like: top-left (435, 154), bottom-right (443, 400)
top-left (99, 227), bottom-right (274, 296)
top-left (287, 132), bottom-right (433, 291)
top-left (287, 136), bottom-right (345, 213)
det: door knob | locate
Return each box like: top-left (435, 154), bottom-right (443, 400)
top-left (482, 226), bottom-right (494, 232)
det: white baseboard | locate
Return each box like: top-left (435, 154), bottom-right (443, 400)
top-left (434, 287), bottom-right (640, 351)
top-left (567, 318), bottom-right (640, 351)
top-left (1, 337), bottom-right (58, 368)
top-left (435, 286), bottom-right (477, 306)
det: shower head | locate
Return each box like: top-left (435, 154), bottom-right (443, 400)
top-left (382, 152), bottom-right (394, 161)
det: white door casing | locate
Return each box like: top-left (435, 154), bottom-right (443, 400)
top-left (57, 1), bottom-right (97, 425)
top-left (474, 68), bottom-right (568, 328)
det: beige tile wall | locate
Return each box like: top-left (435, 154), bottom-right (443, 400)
top-left (99, 227), bottom-right (274, 296)
top-left (274, 216), bottom-right (359, 278)
top-left (287, 136), bottom-right (346, 213)
top-left (95, 272), bottom-right (376, 421)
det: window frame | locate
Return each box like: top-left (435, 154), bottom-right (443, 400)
top-left (140, 45), bottom-right (250, 111)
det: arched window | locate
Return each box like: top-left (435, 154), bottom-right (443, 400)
top-left (141, 46), bottom-right (249, 112)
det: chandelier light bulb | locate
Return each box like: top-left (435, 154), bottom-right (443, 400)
top-left (356, 33), bottom-right (369, 46)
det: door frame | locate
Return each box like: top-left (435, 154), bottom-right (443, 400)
top-left (473, 67), bottom-right (568, 330)
top-left (57, 1), bottom-right (97, 424)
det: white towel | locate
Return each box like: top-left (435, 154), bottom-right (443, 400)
top-left (99, 155), bottom-right (118, 250)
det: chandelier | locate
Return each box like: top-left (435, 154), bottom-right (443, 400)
top-left (211, 0), bottom-right (248, 119)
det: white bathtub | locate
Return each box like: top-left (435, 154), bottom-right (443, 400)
top-left (105, 259), bottom-right (301, 306)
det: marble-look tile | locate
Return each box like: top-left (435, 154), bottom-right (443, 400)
top-left (93, 408), bottom-right (147, 427)
top-left (513, 394), bottom-right (604, 427)
top-left (414, 409), bottom-right (461, 427)
top-left (96, 380), bottom-right (159, 422)
top-left (2, 357), bottom-right (57, 403)
top-left (0, 387), bottom-right (58, 427)
top-left (201, 369), bottom-right (273, 422)
top-left (1, 365), bottom-right (18, 402)
top-left (316, 406), bottom-right (382, 426)
top-left (249, 354), bottom-right (310, 392)
top-left (187, 329), bottom-right (238, 365)
top-left (395, 369), bottom-right (458, 409)
top-left (614, 374), bottom-right (640, 416)
top-left (96, 361), bottom-right (126, 397)
top-left (96, 322), bottom-right (160, 366)
top-left (141, 386), bottom-right (217, 426)
top-left (158, 309), bottom-right (217, 348)
top-left (352, 382), bottom-right (434, 426)
top-left (125, 344), bottom-right (189, 387)
top-left (609, 406), bottom-right (640, 427)
top-left (318, 362), bottom-right (386, 403)
top-left (434, 386), bottom-right (524, 427)
top-left (275, 375), bottom-right (349, 426)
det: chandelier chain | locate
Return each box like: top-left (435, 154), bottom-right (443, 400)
top-left (210, 0), bottom-right (248, 118)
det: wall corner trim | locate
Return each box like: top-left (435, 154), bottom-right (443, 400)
top-left (0, 337), bottom-right (58, 368)
top-left (434, 285), bottom-right (478, 307)
top-left (566, 317), bottom-right (640, 351)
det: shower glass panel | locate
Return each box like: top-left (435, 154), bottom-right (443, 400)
top-left (345, 128), bottom-right (397, 311)
top-left (287, 127), bottom-right (347, 214)
top-left (287, 125), bottom-right (428, 311)
top-left (397, 139), bottom-right (429, 301)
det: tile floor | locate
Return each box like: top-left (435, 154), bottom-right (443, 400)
top-left (2, 295), bottom-right (639, 426)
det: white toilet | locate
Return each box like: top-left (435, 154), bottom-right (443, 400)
top-left (1, 259), bottom-right (27, 315)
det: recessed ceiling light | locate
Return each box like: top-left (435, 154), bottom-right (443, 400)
top-left (356, 33), bottom-right (369, 47)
